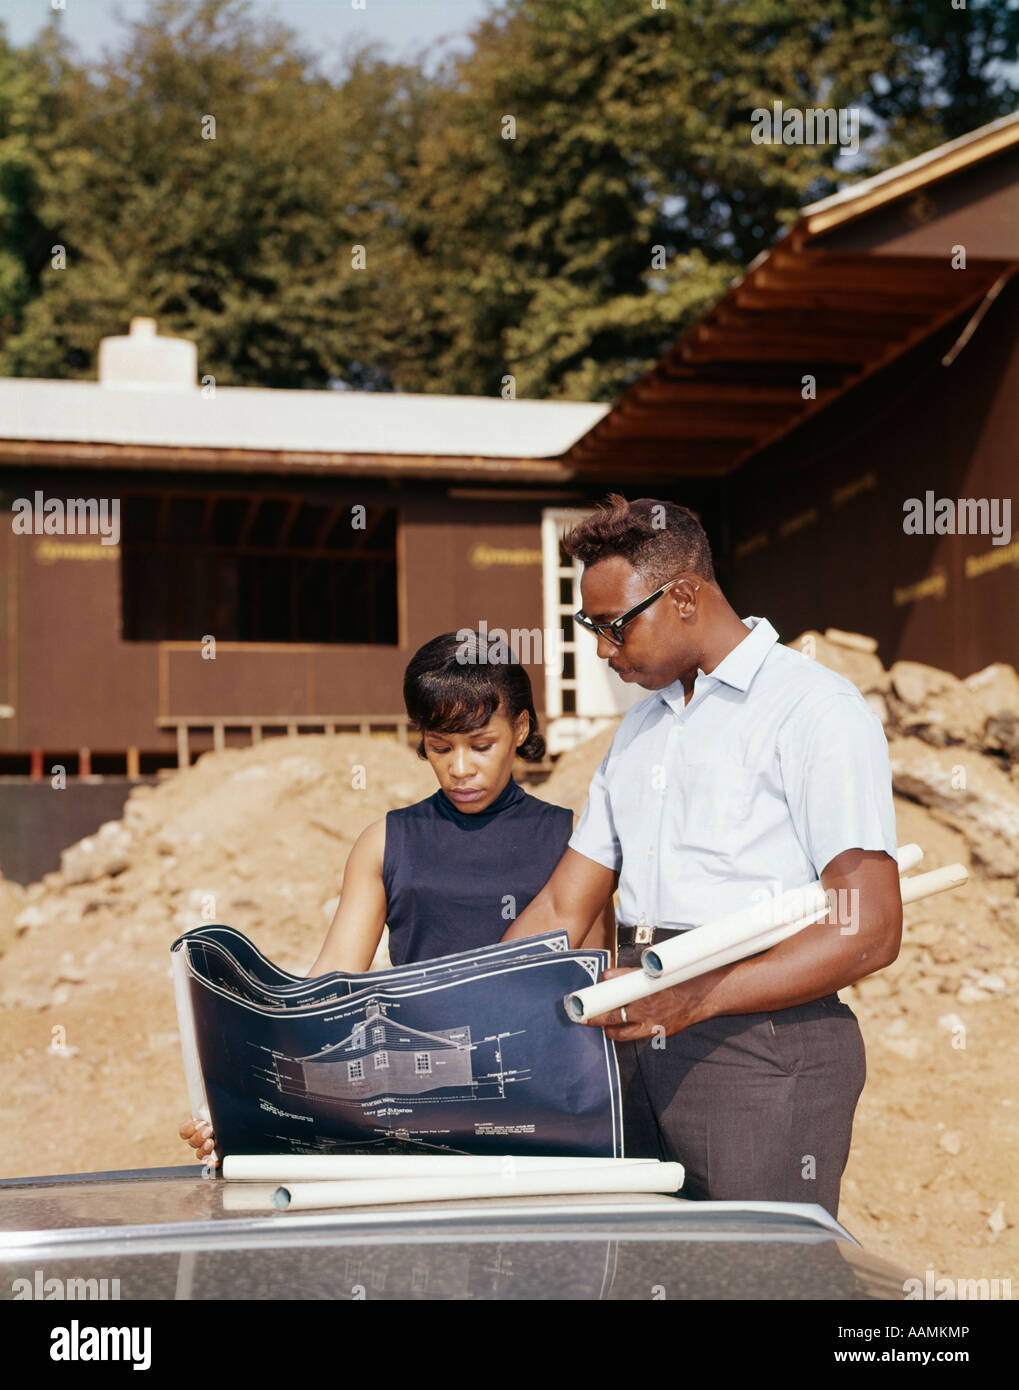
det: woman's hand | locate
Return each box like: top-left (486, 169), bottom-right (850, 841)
top-left (179, 1116), bottom-right (219, 1166)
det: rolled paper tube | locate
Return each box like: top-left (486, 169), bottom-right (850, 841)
top-left (564, 901), bottom-right (831, 1023)
top-left (265, 1162), bottom-right (686, 1210)
top-left (222, 1183), bottom-right (279, 1211)
top-left (645, 845), bottom-right (942, 979)
top-left (899, 862), bottom-right (968, 902)
top-left (564, 862), bottom-right (968, 1023)
top-left (223, 1153), bottom-right (656, 1182)
top-left (896, 843), bottom-right (923, 873)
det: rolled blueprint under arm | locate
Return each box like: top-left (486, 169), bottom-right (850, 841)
top-left (564, 860), bottom-right (966, 1024)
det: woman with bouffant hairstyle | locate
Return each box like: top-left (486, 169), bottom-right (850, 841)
top-left (180, 630), bottom-right (614, 1164)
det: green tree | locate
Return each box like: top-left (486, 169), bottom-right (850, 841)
top-left (0, 24), bottom-right (73, 361)
top-left (1, 0), bottom-right (433, 387)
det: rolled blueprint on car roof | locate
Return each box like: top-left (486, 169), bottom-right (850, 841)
top-left (261, 1162), bottom-right (686, 1210)
top-left (172, 927), bottom-right (624, 1159)
top-left (222, 1153), bottom-right (658, 1181)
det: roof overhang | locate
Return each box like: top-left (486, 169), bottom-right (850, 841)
top-left (800, 109), bottom-right (1019, 238)
top-left (0, 382), bottom-right (610, 480)
top-left (565, 248), bottom-right (1015, 476)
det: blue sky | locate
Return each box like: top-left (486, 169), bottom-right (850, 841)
top-left (0, 0), bottom-right (500, 67)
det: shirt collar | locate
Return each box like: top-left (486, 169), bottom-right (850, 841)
top-left (658, 615), bottom-right (780, 707)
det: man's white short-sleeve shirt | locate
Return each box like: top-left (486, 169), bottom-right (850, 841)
top-left (569, 616), bottom-right (899, 930)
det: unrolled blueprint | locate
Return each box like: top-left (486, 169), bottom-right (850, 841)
top-left (171, 927), bottom-right (623, 1158)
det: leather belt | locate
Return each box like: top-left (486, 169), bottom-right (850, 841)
top-left (615, 924), bottom-right (688, 949)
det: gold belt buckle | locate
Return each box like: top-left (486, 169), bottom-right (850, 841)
top-left (634, 924), bottom-right (655, 945)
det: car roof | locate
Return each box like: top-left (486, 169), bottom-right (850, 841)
top-left (1, 1163), bottom-right (853, 1242)
top-left (0, 1166), bottom-right (911, 1300)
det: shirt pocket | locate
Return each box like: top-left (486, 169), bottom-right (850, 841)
top-left (675, 758), bottom-right (756, 848)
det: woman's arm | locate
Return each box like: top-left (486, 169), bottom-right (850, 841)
top-left (306, 817), bottom-right (389, 975)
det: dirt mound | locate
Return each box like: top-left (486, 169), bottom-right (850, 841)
top-left (0, 871), bottom-right (27, 963)
top-left (533, 722), bottom-right (617, 811)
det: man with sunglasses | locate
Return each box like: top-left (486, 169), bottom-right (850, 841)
top-left (503, 494), bottom-right (901, 1218)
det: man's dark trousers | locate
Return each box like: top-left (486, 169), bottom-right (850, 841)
top-left (616, 953), bottom-right (867, 1218)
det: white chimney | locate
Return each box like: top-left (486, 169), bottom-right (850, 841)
top-left (98, 316), bottom-right (198, 390)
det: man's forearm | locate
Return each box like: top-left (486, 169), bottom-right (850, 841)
top-left (502, 848), bottom-right (618, 946)
top-left (579, 899), bottom-right (617, 955)
top-left (502, 886), bottom-right (572, 941)
top-left (674, 911), bottom-right (900, 1024)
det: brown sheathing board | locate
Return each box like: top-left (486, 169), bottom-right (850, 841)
top-left (721, 275), bottom-right (1019, 677)
top-left (0, 467), bottom-right (731, 756)
top-left (0, 479), bottom-right (556, 753)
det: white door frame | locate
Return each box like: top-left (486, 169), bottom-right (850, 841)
top-left (540, 508), bottom-right (643, 753)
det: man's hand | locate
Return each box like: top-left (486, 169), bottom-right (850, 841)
top-left (584, 965), bottom-right (726, 1040)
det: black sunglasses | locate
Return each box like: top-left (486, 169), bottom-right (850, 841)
top-left (574, 576), bottom-right (696, 647)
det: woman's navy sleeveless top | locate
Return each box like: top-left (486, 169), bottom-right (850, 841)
top-left (382, 777), bottom-right (573, 965)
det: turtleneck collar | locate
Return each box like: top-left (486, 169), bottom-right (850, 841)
top-left (433, 775), bottom-right (526, 829)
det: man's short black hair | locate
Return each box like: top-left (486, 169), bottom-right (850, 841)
top-left (562, 494), bottom-right (716, 588)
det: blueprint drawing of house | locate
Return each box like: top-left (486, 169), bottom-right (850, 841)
top-left (288, 1003), bottom-right (476, 1101)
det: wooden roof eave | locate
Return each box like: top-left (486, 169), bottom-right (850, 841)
top-left (722, 261), bottom-right (1019, 473)
top-left (0, 439), bottom-right (581, 484)
top-left (562, 243), bottom-right (1016, 474)
top-left (567, 115), bottom-right (1019, 475)
top-left (797, 112), bottom-right (1019, 241)
top-left (577, 261), bottom-right (1015, 476)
